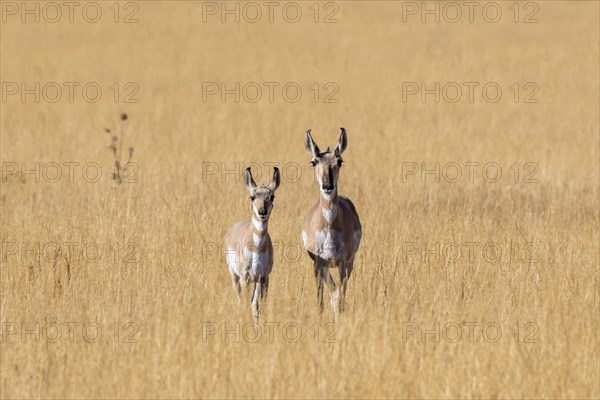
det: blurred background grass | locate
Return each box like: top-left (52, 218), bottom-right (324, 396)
top-left (1, 1), bottom-right (598, 398)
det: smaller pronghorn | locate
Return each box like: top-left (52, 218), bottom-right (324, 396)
top-left (225, 167), bottom-right (281, 322)
top-left (302, 128), bottom-right (362, 316)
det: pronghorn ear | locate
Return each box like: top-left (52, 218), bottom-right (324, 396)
top-left (305, 129), bottom-right (320, 157)
top-left (269, 167), bottom-right (281, 191)
top-left (244, 167), bottom-right (257, 192)
top-left (334, 127), bottom-right (347, 155)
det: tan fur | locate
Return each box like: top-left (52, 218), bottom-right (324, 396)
top-left (224, 218), bottom-right (274, 274)
top-left (224, 167), bottom-right (280, 322)
top-left (301, 128), bottom-right (362, 315)
top-left (302, 195), bottom-right (361, 265)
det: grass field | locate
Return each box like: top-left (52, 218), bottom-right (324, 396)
top-left (1, 1), bottom-right (599, 398)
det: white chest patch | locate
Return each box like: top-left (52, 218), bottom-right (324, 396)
top-left (240, 244), bottom-right (271, 278)
top-left (314, 229), bottom-right (343, 261)
top-left (301, 231), bottom-right (308, 248)
top-left (249, 251), bottom-right (271, 276)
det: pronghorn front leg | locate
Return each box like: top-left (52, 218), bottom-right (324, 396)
top-left (230, 272), bottom-right (241, 304)
top-left (314, 261), bottom-right (323, 313)
top-left (244, 274), bottom-right (252, 300)
top-left (322, 263), bottom-right (338, 316)
top-left (314, 259), bottom-right (327, 314)
top-left (321, 259), bottom-right (345, 318)
top-left (261, 276), bottom-right (269, 302)
top-left (251, 278), bottom-right (261, 323)
top-left (251, 276), bottom-right (269, 323)
top-left (337, 261), bottom-right (348, 314)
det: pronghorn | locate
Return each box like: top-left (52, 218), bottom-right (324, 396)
top-left (301, 128), bottom-right (362, 315)
top-left (225, 167), bottom-right (281, 322)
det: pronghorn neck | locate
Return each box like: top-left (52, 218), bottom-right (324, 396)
top-left (251, 215), bottom-right (269, 235)
top-left (250, 215), bottom-right (269, 250)
top-left (319, 191), bottom-right (339, 225)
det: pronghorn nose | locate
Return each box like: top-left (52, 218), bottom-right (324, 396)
top-left (322, 183), bottom-right (334, 191)
top-left (258, 209), bottom-right (267, 216)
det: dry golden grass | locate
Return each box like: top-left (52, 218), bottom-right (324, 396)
top-left (1, 1), bottom-right (599, 398)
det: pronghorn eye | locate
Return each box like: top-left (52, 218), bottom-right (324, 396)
top-left (310, 160), bottom-right (317, 167)
top-left (270, 195), bottom-right (275, 202)
top-left (337, 159), bottom-right (344, 167)
top-left (250, 195), bottom-right (256, 201)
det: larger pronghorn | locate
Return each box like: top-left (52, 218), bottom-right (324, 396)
top-left (225, 167), bottom-right (281, 322)
top-left (302, 128), bottom-right (362, 315)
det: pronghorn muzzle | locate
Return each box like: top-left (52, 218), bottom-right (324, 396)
top-left (322, 168), bottom-right (335, 192)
